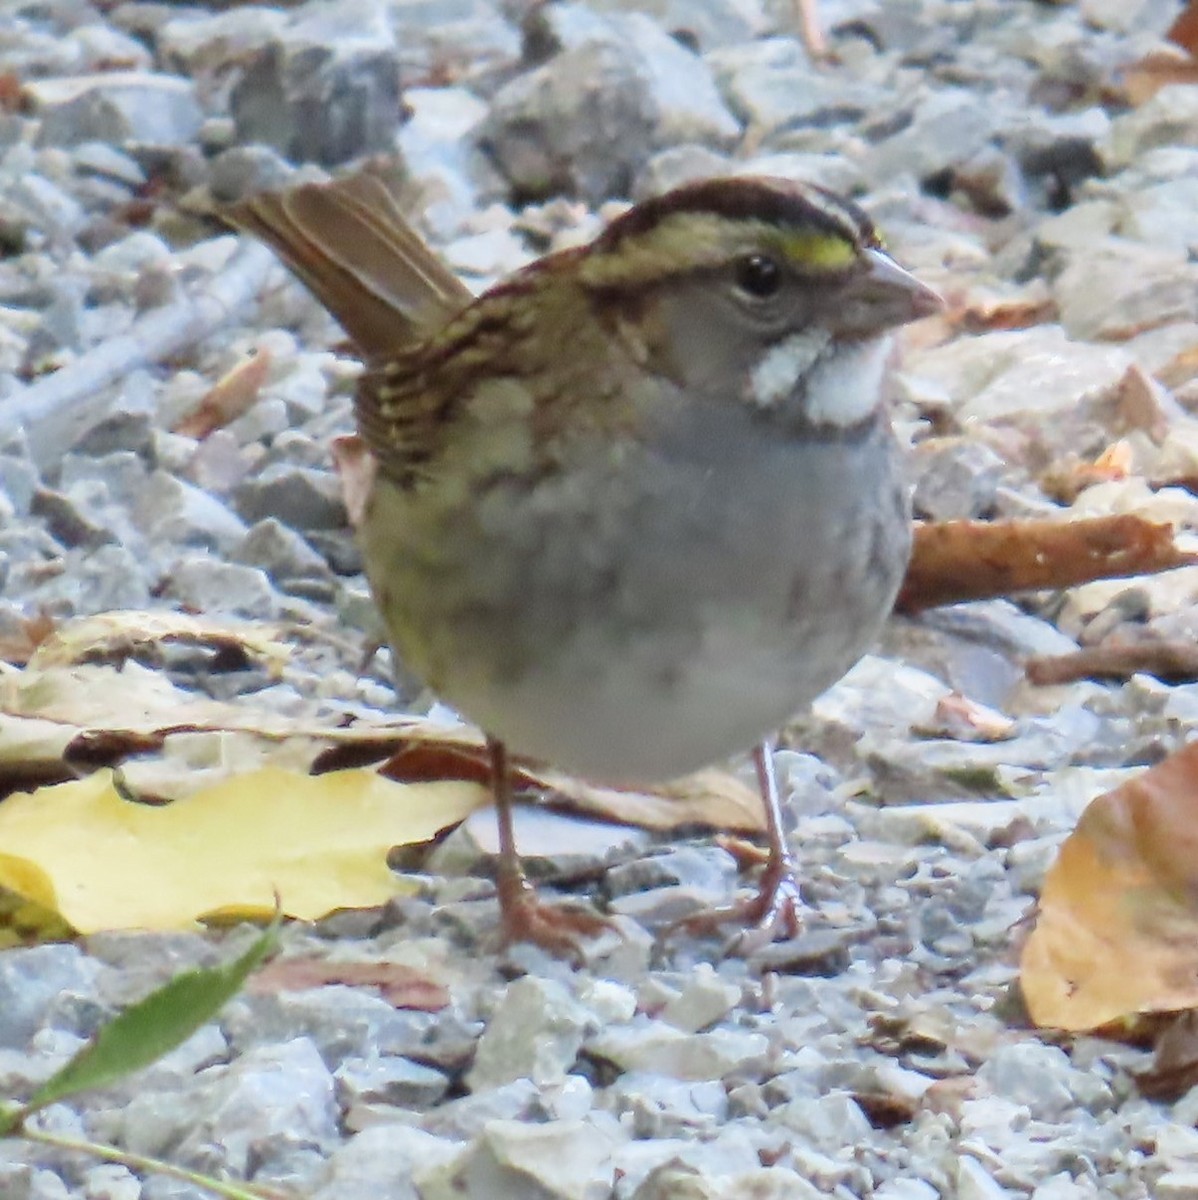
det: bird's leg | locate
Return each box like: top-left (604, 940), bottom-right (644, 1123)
top-left (664, 740), bottom-right (806, 954)
top-left (489, 736), bottom-right (608, 957)
top-left (794, 0), bottom-right (835, 62)
top-left (737, 739), bottom-right (806, 946)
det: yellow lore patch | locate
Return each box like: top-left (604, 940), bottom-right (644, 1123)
top-left (776, 230), bottom-right (856, 270)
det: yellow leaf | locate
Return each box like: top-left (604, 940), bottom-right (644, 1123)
top-left (0, 895), bottom-right (73, 948)
top-left (0, 766), bottom-right (487, 932)
top-left (0, 852), bottom-right (57, 910)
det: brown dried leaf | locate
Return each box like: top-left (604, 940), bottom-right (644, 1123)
top-left (867, 1007), bottom-right (1000, 1065)
top-left (376, 736), bottom-right (490, 786)
top-left (1021, 742), bottom-right (1198, 1030)
top-left (896, 515), bottom-right (1197, 614)
top-left (1156, 343), bottom-right (1198, 391)
top-left (852, 1091), bottom-right (918, 1130)
top-left (1168, 0), bottom-right (1198, 55)
top-left (714, 833), bottom-right (770, 869)
top-left (918, 1076), bottom-right (980, 1122)
top-left (0, 73), bottom-right (23, 115)
top-left (0, 610), bottom-right (58, 667)
top-left (915, 692), bottom-right (1016, 743)
top-left (249, 956), bottom-right (449, 1010)
top-left (1112, 365), bottom-right (1178, 442)
top-left (953, 290), bottom-right (1057, 334)
top-left (3, 662), bottom-right (278, 738)
top-left (173, 347), bottom-right (272, 439)
top-left (535, 765), bottom-right (765, 834)
top-left (379, 732), bottom-right (765, 833)
top-left (1120, 49), bottom-right (1198, 106)
top-left (1040, 441), bottom-right (1134, 505)
top-left (1136, 1010), bottom-right (1198, 1101)
top-left (26, 610), bottom-right (290, 674)
top-left (0, 663), bottom-right (473, 791)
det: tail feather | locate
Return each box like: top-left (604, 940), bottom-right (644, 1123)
top-left (224, 165), bottom-right (472, 360)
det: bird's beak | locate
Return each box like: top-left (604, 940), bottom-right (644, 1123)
top-left (832, 248), bottom-right (944, 336)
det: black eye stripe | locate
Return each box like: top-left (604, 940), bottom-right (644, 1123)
top-left (736, 254), bottom-right (782, 298)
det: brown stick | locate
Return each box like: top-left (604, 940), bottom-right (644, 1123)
top-left (1027, 640), bottom-right (1198, 686)
top-left (896, 515), bottom-right (1198, 614)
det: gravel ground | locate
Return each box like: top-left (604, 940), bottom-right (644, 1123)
top-left (4, 0), bottom-right (1198, 1196)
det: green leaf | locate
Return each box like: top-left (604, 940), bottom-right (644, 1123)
top-left (11, 918), bottom-right (279, 1126)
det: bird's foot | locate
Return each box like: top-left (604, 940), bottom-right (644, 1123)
top-left (663, 857), bottom-right (806, 957)
top-left (498, 874), bottom-right (611, 961)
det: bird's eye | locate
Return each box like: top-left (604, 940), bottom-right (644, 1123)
top-left (735, 254), bottom-right (782, 299)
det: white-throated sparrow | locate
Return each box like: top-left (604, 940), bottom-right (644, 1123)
top-left (227, 166), bottom-right (941, 955)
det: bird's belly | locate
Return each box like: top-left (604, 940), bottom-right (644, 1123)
top-left (472, 613), bottom-right (876, 781)
top-left (364, 416), bottom-right (910, 782)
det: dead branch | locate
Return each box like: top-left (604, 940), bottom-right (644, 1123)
top-left (897, 515), bottom-right (1198, 614)
top-left (0, 241), bottom-right (277, 470)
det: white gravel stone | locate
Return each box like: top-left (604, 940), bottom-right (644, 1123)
top-left (27, 73), bottom-right (204, 148)
top-left (1030, 1177), bottom-right (1102, 1200)
top-left (311, 1124), bottom-right (461, 1200)
top-left (1101, 85), bottom-right (1198, 169)
top-left (954, 1156), bottom-right (1013, 1199)
top-left (588, 1023), bottom-right (768, 1080)
top-left (0, 945), bottom-right (100, 1051)
top-left (334, 1055), bottom-right (448, 1110)
top-left (874, 1182), bottom-right (939, 1200)
top-left (904, 325), bottom-right (1134, 424)
top-left (977, 1043), bottom-right (1082, 1122)
top-left (419, 1118), bottom-right (622, 1200)
top-left (630, 1162), bottom-right (821, 1200)
top-left (578, 977), bottom-right (638, 1024)
top-left (612, 1131), bottom-right (766, 1195)
top-left (164, 554), bottom-right (278, 618)
top-left (770, 1093), bottom-right (873, 1151)
top-left (80, 1165), bottom-right (140, 1200)
top-left (1154, 1171), bottom-right (1198, 1200)
top-left (467, 976), bottom-right (592, 1091)
top-left (660, 964), bottom-right (741, 1032)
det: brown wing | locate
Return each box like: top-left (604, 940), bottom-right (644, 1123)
top-left (223, 163), bottom-right (472, 359)
top-left (228, 167), bottom-right (601, 486)
top-left (357, 288), bottom-right (543, 484)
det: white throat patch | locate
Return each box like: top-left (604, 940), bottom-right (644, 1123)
top-left (748, 328), bottom-right (829, 410)
top-left (806, 336), bottom-right (892, 427)
top-left (748, 330), bottom-right (892, 428)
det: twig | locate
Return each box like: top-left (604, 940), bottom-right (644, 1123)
top-left (0, 241), bottom-right (277, 471)
top-left (1027, 639), bottom-right (1198, 686)
top-left (897, 515), bottom-right (1198, 614)
top-left (16, 1127), bottom-right (286, 1200)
